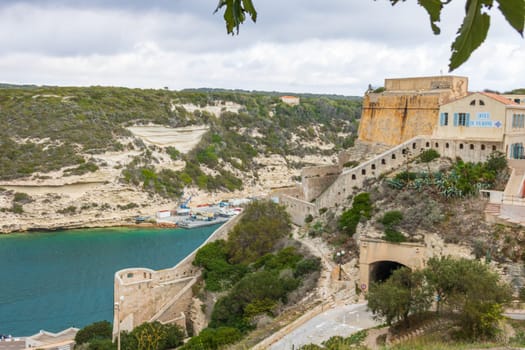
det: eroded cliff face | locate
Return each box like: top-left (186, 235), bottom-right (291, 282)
top-left (358, 94), bottom-right (441, 146)
top-left (357, 76), bottom-right (469, 146)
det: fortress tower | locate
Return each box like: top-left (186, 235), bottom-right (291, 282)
top-left (357, 76), bottom-right (469, 146)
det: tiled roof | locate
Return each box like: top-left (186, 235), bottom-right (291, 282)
top-left (480, 92), bottom-right (518, 105)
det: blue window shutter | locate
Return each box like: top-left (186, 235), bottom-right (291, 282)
top-left (466, 113), bottom-right (470, 127)
top-left (439, 113), bottom-right (444, 126)
top-left (453, 113), bottom-right (458, 126)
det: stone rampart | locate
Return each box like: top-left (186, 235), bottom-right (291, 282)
top-left (279, 136), bottom-right (501, 221)
top-left (113, 214), bottom-right (242, 337)
top-left (301, 165), bottom-right (341, 202)
top-left (279, 194), bottom-right (316, 226)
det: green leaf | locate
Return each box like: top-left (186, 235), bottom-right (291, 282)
top-left (418, 0), bottom-right (446, 34)
top-left (496, 0), bottom-right (525, 36)
top-left (215, 0), bottom-right (257, 35)
top-left (449, 0), bottom-right (491, 71)
top-left (242, 0), bottom-right (258, 22)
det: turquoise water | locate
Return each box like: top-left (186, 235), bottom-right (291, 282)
top-left (0, 225), bottom-right (219, 336)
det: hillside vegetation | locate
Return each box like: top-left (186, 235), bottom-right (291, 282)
top-left (0, 86), bottom-right (360, 196)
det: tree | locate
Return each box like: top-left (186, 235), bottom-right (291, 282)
top-left (226, 200), bottom-right (291, 264)
top-left (367, 267), bottom-right (431, 327)
top-left (121, 322), bottom-right (184, 350)
top-left (75, 321), bottom-right (113, 345)
top-left (214, 0), bottom-right (524, 71)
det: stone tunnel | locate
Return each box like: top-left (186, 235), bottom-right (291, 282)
top-left (358, 238), bottom-right (426, 292)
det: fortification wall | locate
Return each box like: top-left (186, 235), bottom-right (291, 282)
top-left (358, 94), bottom-right (440, 146)
top-left (113, 214), bottom-right (242, 337)
top-left (279, 194), bottom-right (316, 226)
top-left (309, 136), bottom-right (499, 212)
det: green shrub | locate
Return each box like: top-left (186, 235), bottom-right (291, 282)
top-left (75, 321), bottom-right (112, 345)
top-left (383, 228), bottom-right (406, 243)
top-left (380, 210), bottom-right (403, 227)
top-left (180, 327), bottom-right (241, 350)
top-left (304, 214), bottom-right (313, 223)
top-left (13, 192), bottom-right (32, 204)
top-left (338, 192), bottom-right (372, 236)
top-left (12, 203), bottom-right (24, 214)
top-left (120, 321), bottom-right (184, 350)
top-left (419, 149), bottom-right (440, 163)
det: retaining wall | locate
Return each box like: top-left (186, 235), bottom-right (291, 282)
top-left (113, 214), bottom-right (242, 337)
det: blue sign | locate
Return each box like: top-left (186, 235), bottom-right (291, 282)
top-left (468, 112), bottom-right (501, 128)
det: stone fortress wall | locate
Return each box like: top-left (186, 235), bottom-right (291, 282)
top-left (358, 76), bottom-right (468, 146)
top-left (113, 214), bottom-right (243, 337)
top-left (279, 136), bottom-right (501, 225)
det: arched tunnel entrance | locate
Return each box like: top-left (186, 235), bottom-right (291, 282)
top-left (369, 260), bottom-right (407, 283)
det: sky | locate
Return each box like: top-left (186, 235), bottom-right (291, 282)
top-left (0, 0), bottom-right (524, 96)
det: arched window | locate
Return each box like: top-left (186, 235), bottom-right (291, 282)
top-left (479, 100), bottom-right (485, 105)
top-left (459, 143), bottom-right (464, 149)
top-left (361, 169), bottom-right (366, 175)
top-left (446, 143), bottom-right (450, 149)
top-left (371, 164), bottom-right (376, 170)
top-left (470, 144), bottom-right (474, 150)
top-left (381, 159), bottom-right (386, 165)
top-left (351, 174), bottom-right (356, 180)
top-left (435, 142), bottom-right (439, 148)
top-left (481, 144), bottom-right (486, 150)
top-left (470, 99), bottom-right (476, 106)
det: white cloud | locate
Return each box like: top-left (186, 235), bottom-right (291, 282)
top-left (0, 1), bottom-right (523, 95)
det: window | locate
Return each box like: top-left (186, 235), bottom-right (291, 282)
top-left (454, 113), bottom-right (469, 127)
top-left (470, 99), bottom-right (476, 106)
top-left (470, 144), bottom-right (474, 150)
top-left (512, 114), bottom-right (525, 128)
top-left (381, 159), bottom-right (386, 165)
top-left (481, 144), bottom-right (486, 150)
top-left (479, 100), bottom-right (485, 105)
top-left (439, 112), bottom-right (449, 126)
top-left (435, 142), bottom-right (439, 148)
top-left (446, 143), bottom-right (449, 149)
top-left (511, 143), bottom-right (524, 159)
top-left (459, 143), bottom-right (464, 149)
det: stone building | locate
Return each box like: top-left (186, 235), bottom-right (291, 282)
top-left (358, 76), bottom-right (469, 146)
top-left (280, 95), bottom-right (300, 106)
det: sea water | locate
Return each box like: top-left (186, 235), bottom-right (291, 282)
top-left (0, 225), bottom-right (219, 336)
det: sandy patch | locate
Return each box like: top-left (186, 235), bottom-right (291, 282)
top-left (127, 125), bottom-right (209, 153)
top-left (173, 101), bottom-right (243, 117)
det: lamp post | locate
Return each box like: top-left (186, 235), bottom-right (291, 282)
top-left (114, 296), bottom-right (124, 350)
top-left (336, 250), bottom-right (345, 281)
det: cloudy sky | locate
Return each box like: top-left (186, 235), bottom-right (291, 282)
top-left (0, 0), bottom-right (523, 95)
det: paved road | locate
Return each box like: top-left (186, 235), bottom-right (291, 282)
top-left (270, 303), bottom-right (379, 350)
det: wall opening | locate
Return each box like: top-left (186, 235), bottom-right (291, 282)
top-left (381, 159), bottom-right (386, 165)
top-left (369, 261), bottom-right (407, 284)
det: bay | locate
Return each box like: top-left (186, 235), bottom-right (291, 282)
top-left (0, 225), bottom-right (219, 336)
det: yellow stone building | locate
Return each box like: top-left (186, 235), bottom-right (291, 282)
top-left (357, 76), bottom-right (469, 146)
